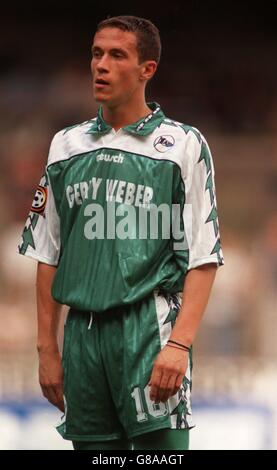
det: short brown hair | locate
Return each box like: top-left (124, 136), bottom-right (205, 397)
top-left (96, 15), bottom-right (161, 65)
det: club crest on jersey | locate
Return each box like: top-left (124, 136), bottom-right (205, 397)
top-left (31, 185), bottom-right (48, 215)
top-left (154, 135), bottom-right (175, 153)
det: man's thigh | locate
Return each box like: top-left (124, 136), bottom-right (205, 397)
top-left (56, 309), bottom-right (126, 442)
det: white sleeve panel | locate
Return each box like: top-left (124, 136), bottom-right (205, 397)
top-left (182, 132), bottom-right (224, 270)
top-left (17, 136), bottom-right (61, 266)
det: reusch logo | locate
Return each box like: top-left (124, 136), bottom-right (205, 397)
top-left (96, 152), bottom-right (124, 163)
top-left (154, 135), bottom-right (175, 153)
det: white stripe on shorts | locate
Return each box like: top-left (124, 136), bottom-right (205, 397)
top-left (153, 289), bottom-right (194, 429)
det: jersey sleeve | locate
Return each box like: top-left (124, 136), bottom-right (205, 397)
top-left (17, 138), bottom-right (61, 266)
top-left (174, 131), bottom-right (224, 272)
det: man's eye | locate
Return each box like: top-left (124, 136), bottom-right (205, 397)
top-left (92, 51), bottom-right (101, 58)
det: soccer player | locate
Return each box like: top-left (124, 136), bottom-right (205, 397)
top-left (18, 16), bottom-right (224, 450)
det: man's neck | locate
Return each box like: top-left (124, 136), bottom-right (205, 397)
top-left (102, 101), bottom-right (152, 132)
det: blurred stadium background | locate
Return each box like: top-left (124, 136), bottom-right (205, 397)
top-left (1, 1), bottom-right (277, 450)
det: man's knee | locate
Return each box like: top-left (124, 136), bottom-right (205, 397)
top-left (72, 438), bottom-right (132, 450)
top-left (132, 428), bottom-right (189, 451)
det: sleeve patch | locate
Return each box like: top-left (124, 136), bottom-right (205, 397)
top-left (31, 186), bottom-right (48, 215)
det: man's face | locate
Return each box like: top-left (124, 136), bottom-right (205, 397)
top-left (91, 27), bottom-right (145, 107)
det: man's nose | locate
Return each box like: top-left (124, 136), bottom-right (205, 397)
top-left (96, 54), bottom-right (110, 72)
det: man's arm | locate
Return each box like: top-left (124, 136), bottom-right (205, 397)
top-left (36, 261), bottom-right (65, 412)
top-left (149, 263), bottom-right (217, 403)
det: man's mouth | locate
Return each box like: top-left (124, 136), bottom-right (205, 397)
top-left (95, 78), bottom-right (110, 86)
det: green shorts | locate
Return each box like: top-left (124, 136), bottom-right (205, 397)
top-left (56, 289), bottom-right (194, 442)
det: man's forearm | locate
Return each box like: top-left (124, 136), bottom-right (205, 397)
top-left (36, 262), bottom-right (63, 353)
top-left (169, 263), bottom-right (218, 347)
top-left (36, 262), bottom-right (65, 412)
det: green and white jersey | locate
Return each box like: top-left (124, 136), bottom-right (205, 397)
top-left (18, 102), bottom-right (224, 312)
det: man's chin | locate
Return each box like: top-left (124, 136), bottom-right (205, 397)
top-left (93, 92), bottom-right (111, 104)
top-left (94, 97), bottom-right (105, 104)
top-left (94, 95), bottom-right (118, 108)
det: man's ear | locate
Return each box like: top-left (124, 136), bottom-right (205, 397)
top-left (139, 61), bottom-right (158, 81)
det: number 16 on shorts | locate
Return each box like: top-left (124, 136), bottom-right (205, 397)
top-left (131, 385), bottom-right (168, 423)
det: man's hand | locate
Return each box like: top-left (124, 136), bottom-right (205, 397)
top-left (38, 349), bottom-right (65, 412)
top-left (148, 346), bottom-right (189, 403)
